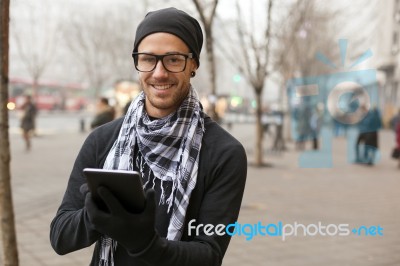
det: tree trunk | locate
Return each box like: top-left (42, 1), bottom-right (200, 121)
top-left (192, 0), bottom-right (219, 122)
top-left (32, 76), bottom-right (38, 98)
top-left (204, 27), bottom-right (218, 122)
top-left (254, 90), bottom-right (263, 166)
top-left (0, 0), bottom-right (19, 265)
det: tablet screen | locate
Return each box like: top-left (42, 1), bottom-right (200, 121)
top-left (83, 168), bottom-right (145, 213)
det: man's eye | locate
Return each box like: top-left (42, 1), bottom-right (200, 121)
top-left (166, 55), bottom-right (183, 64)
top-left (140, 56), bottom-right (156, 63)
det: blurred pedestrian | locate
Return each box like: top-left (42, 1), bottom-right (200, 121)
top-left (392, 112), bottom-right (400, 168)
top-left (310, 107), bottom-right (322, 150)
top-left (390, 109), bottom-right (400, 131)
top-left (50, 7), bottom-right (247, 266)
top-left (295, 105), bottom-right (312, 151)
top-left (272, 111), bottom-right (285, 152)
top-left (20, 95), bottom-right (37, 151)
top-left (90, 97), bottom-right (115, 129)
top-left (355, 106), bottom-right (382, 165)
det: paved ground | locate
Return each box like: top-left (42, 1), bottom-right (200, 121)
top-left (1, 114), bottom-right (400, 265)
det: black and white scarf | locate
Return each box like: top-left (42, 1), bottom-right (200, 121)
top-left (98, 87), bottom-right (205, 265)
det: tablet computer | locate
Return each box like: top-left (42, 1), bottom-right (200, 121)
top-left (83, 168), bottom-right (145, 213)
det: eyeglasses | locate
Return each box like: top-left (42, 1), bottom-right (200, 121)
top-left (132, 52), bottom-right (193, 73)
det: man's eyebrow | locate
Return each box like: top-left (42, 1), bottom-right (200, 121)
top-left (165, 51), bottom-right (189, 54)
top-left (138, 51), bottom-right (189, 55)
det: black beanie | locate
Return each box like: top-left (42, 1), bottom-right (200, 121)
top-left (133, 7), bottom-right (203, 67)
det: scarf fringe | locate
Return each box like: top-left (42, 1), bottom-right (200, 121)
top-left (99, 237), bottom-right (117, 266)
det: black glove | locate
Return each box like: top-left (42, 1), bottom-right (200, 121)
top-left (80, 183), bottom-right (89, 196)
top-left (85, 186), bottom-right (157, 253)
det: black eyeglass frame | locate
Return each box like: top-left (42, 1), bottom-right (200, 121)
top-left (132, 52), bottom-right (194, 73)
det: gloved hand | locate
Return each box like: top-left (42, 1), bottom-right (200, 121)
top-left (79, 183), bottom-right (102, 237)
top-left (85, 186), bottom-right (157, 253)
top-left (80, 183), bottom-right (89, 196)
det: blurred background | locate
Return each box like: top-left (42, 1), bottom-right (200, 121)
top-left (2, 0), bottom-right (400, 265)
top-left (7, 0), bottom-right (399, 121)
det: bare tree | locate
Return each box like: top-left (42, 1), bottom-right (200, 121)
top-left (62, 12), bottom-right (118, 98)
top-left (61, 4), bottom-right (138, 98)
top-left (275, 1), bottom-right (338, 80)
top-left (273, 0), bottom-right (348, 144)
top-left (192, 0), bottom-right (219, 121)
top-left (0, 0), bottom-right (19, 265)
top-left (215, 0), bottom-right (344, 164)
top-left (233, 0), bottom-right (274, 166)
top-left (11, 0), bottom-right (59, 97)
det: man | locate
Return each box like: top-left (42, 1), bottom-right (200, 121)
top-left (395, 119), bottom-right (400, 168)
top-left (20, 95), bottom-right (37, 151)
top-left (355, 106), bottom-right (382, 165)
top-left (90, 97), bottom-right (115, 129)
top-left (50, 7), bottom-right (247, 266)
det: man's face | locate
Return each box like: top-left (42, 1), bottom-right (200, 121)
top-left (137, 32), bottom-right (197, 118)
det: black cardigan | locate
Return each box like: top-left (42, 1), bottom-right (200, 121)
top-left (50, 116), bottom-right (247, 266)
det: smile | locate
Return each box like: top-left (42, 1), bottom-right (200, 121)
top-left (152, 84), bottom-right (174, 90)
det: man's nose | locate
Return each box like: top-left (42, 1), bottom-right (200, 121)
top-left (152, 60), bottom-right (168, 77)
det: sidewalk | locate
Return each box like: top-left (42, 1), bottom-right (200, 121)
top-left (226, 124), bottom-right (400, 266)
top-left (1, 122), bottom-right (399, 265)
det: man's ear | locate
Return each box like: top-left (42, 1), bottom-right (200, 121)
top-left (190, 62), bottom-right (198, 77)
top-left (191, 58), bottom-right (199, 71)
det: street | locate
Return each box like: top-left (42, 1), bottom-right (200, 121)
top-left (1, 112), bottom-right (399, 266)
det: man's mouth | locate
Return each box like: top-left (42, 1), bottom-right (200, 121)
top-left (152, 84), bottom-right (173, 90)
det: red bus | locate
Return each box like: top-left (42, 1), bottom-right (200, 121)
top-left (7, 78), bottom-right (88, 111)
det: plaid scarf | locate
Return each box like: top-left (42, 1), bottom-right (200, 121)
top-left (98, 87), bottom-right (205, 265)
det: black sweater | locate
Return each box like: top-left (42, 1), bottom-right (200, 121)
top-left (50, 116), bottom-right (247, 265)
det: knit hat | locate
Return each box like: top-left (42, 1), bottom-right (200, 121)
top-left (133, 7), bottom-right (203, 67)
